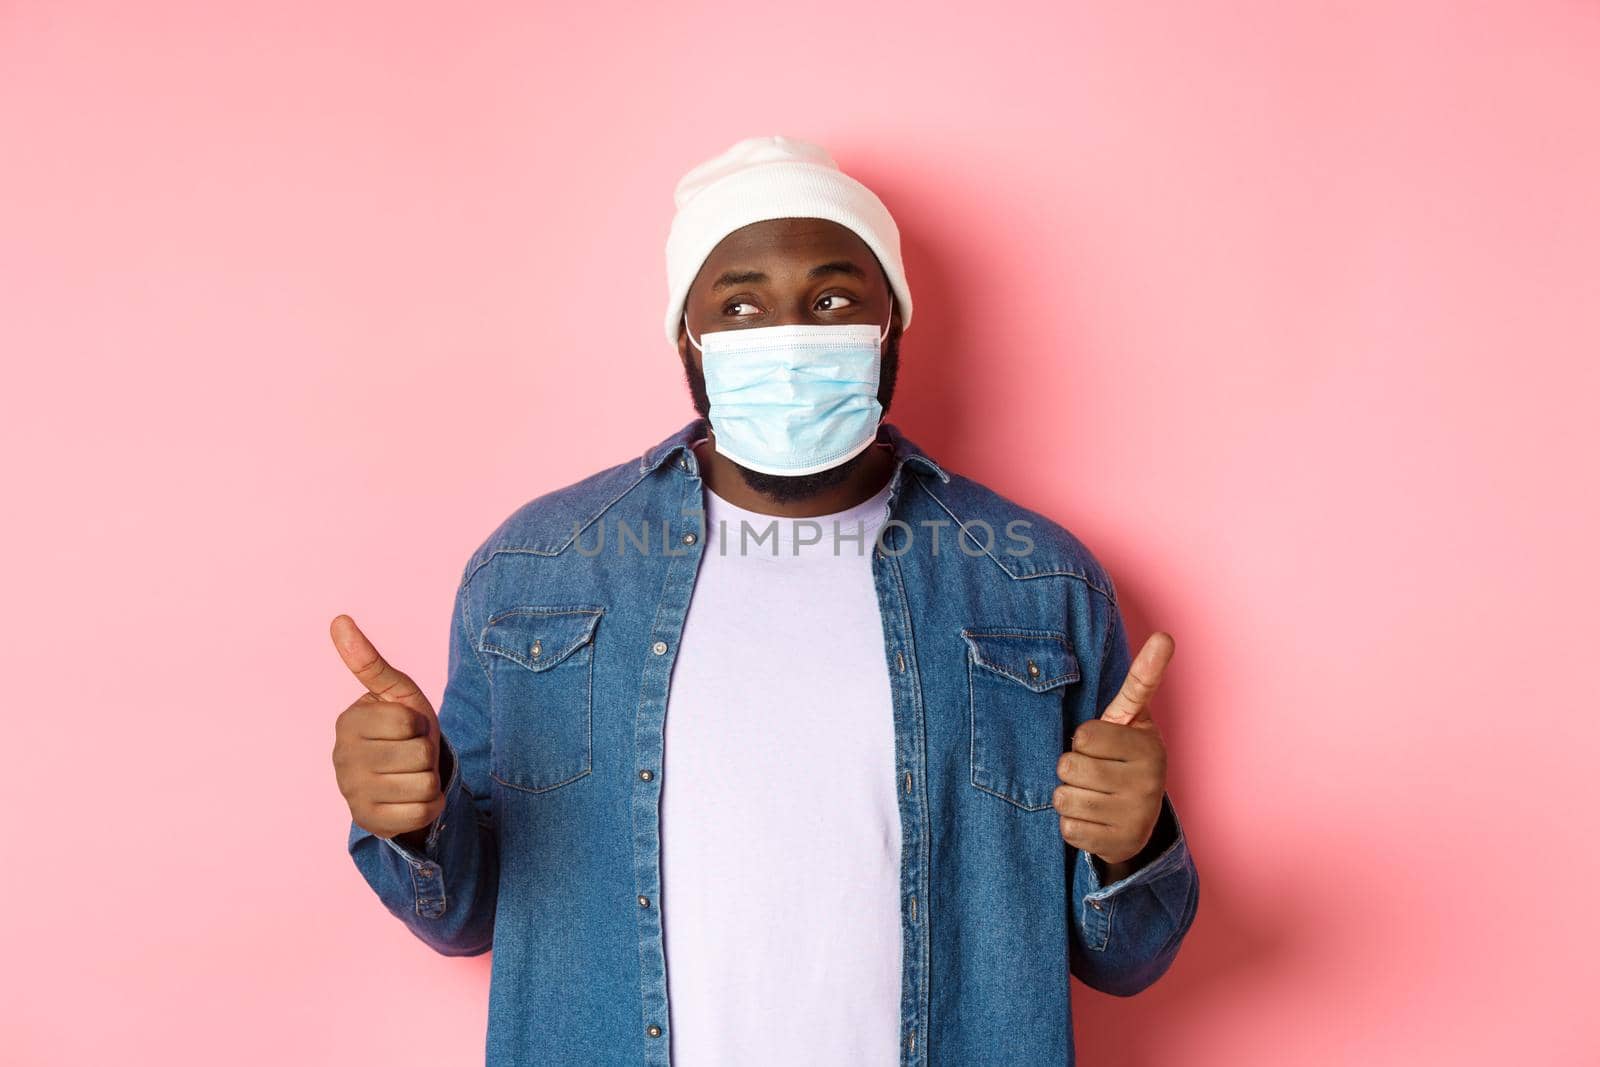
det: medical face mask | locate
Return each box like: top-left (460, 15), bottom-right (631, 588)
top-left (684, 303), bottom-right (892, 477)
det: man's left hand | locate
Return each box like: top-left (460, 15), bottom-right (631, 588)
top-left (1053, 631), bottom-right (1175, 866)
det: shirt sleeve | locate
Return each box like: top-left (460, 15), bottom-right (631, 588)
top-left (345, 568), bottom-right (500, 957)
top-left (1065, 587), bottom-right (1200, 996)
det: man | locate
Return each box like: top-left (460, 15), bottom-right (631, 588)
top-left (333, 134), bottom-right (1199, 1065)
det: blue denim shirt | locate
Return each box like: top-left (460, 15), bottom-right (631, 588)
top-left (347, 416), bottom-right (1199, 1065)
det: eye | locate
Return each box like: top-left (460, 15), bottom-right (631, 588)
top-left (816, 293), bottom-right (856, 311)
top-left (723, 300), bottom-right (760, 316)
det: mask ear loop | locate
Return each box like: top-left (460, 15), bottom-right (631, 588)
top-left (685, 293), bottom-right (893, 351)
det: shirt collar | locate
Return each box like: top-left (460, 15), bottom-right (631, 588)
top-left (639, 417), bottom-right (950, 484)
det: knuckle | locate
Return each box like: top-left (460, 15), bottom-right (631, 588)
top-left (341, 705), bottom-right (371, 737)
top-left (351, 805), bottom-right (380, 835)
top-left (1081, 722), bottom-right (1115, 750)
top-left (387, 706), bottom-right (415, 737)
top-left (345, 738), bottom-right (374, 773)
top-left (347, 778), bottom-right (373, 808)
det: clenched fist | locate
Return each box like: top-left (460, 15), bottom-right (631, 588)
top-left (330, 614), bottom-right (445, 842)
top-left (1054, 631), bottom-right (1175, 867)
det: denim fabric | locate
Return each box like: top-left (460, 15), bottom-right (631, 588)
top-left (347, 416), bottom-right (1200, 1065)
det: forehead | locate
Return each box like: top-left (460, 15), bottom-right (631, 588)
top-left (698, 217), bottom-right (876, 273)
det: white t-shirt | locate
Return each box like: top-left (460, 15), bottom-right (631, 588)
top-left (660, 455), bottom-right (902, 1064)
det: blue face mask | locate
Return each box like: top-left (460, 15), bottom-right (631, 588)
top-left (684, 301), bottom-right (892, 477)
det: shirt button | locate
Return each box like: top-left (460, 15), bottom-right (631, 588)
top-left (651, 640), bottom-right (668, 655)
top-left (682, 531), bottom-right (697, 545)
top-left (529, 639), bottom-right (542, 659)
top-left (639, 769), bottom-right (655, 781)
top-left (1089, 898), bottom-right (1104, 910)
top-left (418, 866), bottom-right (434, 878)
top-left (1027, 659), bottom-right (1040, 678)
top-left (638, 895), bottom-right (650, 908)
top-left (647, 1024), bottom-right (663, 1038)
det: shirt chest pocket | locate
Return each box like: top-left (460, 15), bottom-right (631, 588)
top-left (962, 627), bottom-right (1080, 812)
top-left (478, 607), bottom-right (604, 795)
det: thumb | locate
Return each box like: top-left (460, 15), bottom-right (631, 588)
top-left (1099, 631), bottom-right (1175, 726)
top-left (330, 614), bottom-right (435, 719)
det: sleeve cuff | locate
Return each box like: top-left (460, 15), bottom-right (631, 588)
top-left (1081, 791), bottom-right (1191, 902)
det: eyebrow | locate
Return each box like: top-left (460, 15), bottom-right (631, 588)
top-left (709, 260), bottom-right (868, 291)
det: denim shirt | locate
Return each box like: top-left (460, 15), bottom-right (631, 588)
top-left (347, 416), bottom-right (1199, 1066)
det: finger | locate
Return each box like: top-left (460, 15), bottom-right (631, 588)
top-left (366, 770), bottom-right (442, 805)
top-left (365, 800), bottom-right (445, 838)
top-left (1069, 718), bottom-right (1141, 761)
top-left (1056, 749), bottom-right (1123, 792)
top-left (1052, 783), bottom-right (1120, 822)
top-left (1099, 631), bottom-right (1175, 726)
top-left (331, 614), bottom-right (427, 707)
top-left (353, 699), bottom-right (431, 741)
top-left (1059, 815), bottom-right (1117, 854)
top-left (365, 735), bottom-right (437, 775)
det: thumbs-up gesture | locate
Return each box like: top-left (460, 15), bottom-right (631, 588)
top-left (1054, 632), bottom-right (1174, 865)
top-left (330, 614), bottom-right (446, 840)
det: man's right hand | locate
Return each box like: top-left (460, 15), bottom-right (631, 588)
top-left (330, 614), bottom-right (446, 841)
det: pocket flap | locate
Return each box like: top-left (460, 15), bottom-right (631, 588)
top-left (961, 628), bottom-right (1080, 692)
top-left (480, 607), bottom-right (603, 671)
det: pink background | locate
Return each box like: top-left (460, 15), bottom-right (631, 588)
top-left (4, 2), bottom-right (1597, 1063)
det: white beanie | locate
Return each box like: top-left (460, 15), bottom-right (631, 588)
top-left (663, 134), bottom-right (913, 346)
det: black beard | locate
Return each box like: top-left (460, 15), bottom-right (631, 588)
top-left (679, 330), bottom-right (901, 505)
